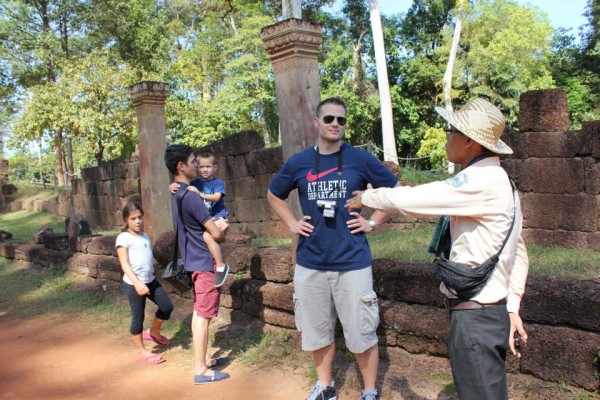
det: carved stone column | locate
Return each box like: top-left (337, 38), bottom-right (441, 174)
top-left (130, 81), bottom-right (173, 242)
top-left (261, 18), bottom-right (322, 160)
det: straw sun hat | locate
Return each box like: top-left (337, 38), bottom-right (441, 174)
top-left (435, 98), bottom-right (513, 155)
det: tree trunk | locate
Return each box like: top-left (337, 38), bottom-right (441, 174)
top-left (54, 130), bottom-right (66, 186)
top-left (351, 31), bottom-right (366, 92)
top-left (282, 0), bottom-right (302, 19)
top-left (442, 0), bottom-right (464, 174)
top-left (65, 129), bottom-right (74, 185)
top-left (442, 0), bottom-right (464, 111)
top-left (368, 0), bottom-right (398, 164)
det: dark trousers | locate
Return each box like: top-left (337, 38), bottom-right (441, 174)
top-left (448, 305), bottom-right (510, 400)
top-left (123, 279), bottom-right (173, 335)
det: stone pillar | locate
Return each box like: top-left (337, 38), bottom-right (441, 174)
top-left (519, 89), bottom-right (570, 132)
top-left (130, 81), bottom-right (173, 242)
top-left (261, 18), bottom-right (322, 160)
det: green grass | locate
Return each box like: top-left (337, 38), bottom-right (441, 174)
top-left (423, 373), bottom-right (457, 396)
top-left (250, 226), bottom-right (600, 280)
top-left (0, 210), bottom-right (65, 241)
top-left (2, 209), bottom-right (600, 280)
top-left (401, 165), bottom-right (453, 185)
top-left (0, 258), bottom-right (119, 320)
top-left (11, 183), bottom-right (61, 200)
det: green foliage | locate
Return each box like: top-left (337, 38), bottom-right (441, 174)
top-left (455, 0), bottom-right (555, 126)
top-left (417, 127), bottom-right (447, 168)
top-left (60, 50), bottom-right (138, 164)
top-left (0, 0), bottom-right (595, 177)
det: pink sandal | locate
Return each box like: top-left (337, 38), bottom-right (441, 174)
top-left (137, 354), bottom-right (165, 365)
top-left (143, 329), bottom-right (170, 346)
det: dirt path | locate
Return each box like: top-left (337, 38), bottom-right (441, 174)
top-left (0, 315), bottom-right (310, 400)
top-left (0, 278), bottom-right (595, 400)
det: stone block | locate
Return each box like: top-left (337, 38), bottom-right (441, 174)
top-left (221, 244), bottom-right (255, 273)
top-left (522, 193), bottom-right (569, 230)
top-left (229, 199), bottom-right (272, 223)
top-left (522, 228), bottom-right (589, 248)
top-left (0, 243), bottom-right (16, 258)
top-left (222, 155), bottom-right (248, 180)
top-left (1, 184), bottom-right (17, 195)
top-left (519, 158), bottom-right (584, 194)
top-left (33, 247), bottom-right (71, 268)
top-left (199, 130), bottom-right (264, 158)
top-left (85, 181), bottom-right (98, 196)
top-left (152, 230), bottom-right (175, 267)
top-left (13, 243), bottom-right (45, 262)
top-left (80, 166), bottom-right (99, 181)
top-left (70, 234), bottom-right (102, 253)
top-left (584, 158), bottom-right (600, 195)
top-left (119, 178), bottom-right (140, 197)
top-left (250, 247), bottom-right (294, 283)
top-left (44, 233), bottom-right (70, 251)
top-left (86, 235), bottom-right (117, 256)
top-left (519, 89), bottom-right (570, 132)
top-left (372, 260), bottom-right (445, 306)
top-left (520, 324), bottom-right (599, 391)
top-left (223, 275), bottom-right (250, 297)
top-left (261, 306), bottom-right (295, 329)
top-left (66, 253), bottom-right (120, 279)
top-left (502, 131), bottom-right (524, 159)
top-left (523, 193), bottom-right (600, 232)
top-left (246, 147), bottom-right (284, 175)
top-left (230, 176), bottom-right (264, 200)
top-left (520, 276), bottom-right (600, 331)
top-left (380, 300), bottom-right (448, 341)
top-left (500, 159), bottom-right (522, 184)
top-left (242, 280), bottom-right (294, 312)
top-left (124, 160), bottom-right (140, 179)
top-left (584, 120), bottom-right (600, 159)
top-left (72, 179), bottom-right (83, 195)
top-left (33, 227), bottom-right (54, 245)
top-left (520, 131), bottom-right (591, 158)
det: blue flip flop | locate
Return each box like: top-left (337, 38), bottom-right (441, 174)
top-left (194, 370), bottom-right (230, 385)
top-left (208, 357), bottom-right (230, 368)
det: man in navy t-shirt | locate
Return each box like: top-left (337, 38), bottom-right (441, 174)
top-left (268, 98), bottom-right (398, 400)
top-left (164, 144), bottom-right (230, 385)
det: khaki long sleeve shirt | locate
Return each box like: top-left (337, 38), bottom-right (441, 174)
top-left (361, 157), bottom-right (529, 313)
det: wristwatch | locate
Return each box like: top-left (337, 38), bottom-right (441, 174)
top-left (368, 219), bottom-right (377, 231)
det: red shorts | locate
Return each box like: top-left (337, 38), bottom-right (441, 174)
top-left (191, 271), bottom-right (220, 318)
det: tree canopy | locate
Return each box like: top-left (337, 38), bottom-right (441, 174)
top-left (1, 0), bottom-right (598, 178)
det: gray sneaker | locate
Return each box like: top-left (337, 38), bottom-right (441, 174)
top-left (307, 381), bottom-right (337, 400)
top-left (213, 264), bottom-right (230, 287)
top-left (360, 389), bottom-right (379, 400)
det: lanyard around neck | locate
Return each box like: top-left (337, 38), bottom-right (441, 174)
top-left (315, 144), bottom-right (344, 178)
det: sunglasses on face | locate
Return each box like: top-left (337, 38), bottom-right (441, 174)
top-left (322, 115), bottom-right (347, 126)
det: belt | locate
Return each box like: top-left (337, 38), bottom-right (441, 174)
top-left (444, 298), bottom-right (506, 311)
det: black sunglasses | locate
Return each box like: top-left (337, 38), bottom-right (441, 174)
top-left (322, 115), bottom-right (347, 126)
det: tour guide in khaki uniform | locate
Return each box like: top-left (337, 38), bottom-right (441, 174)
top-left (346, 98), bottom-right (529, 400)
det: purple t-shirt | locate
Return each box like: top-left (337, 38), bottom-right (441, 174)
top-left (172, 183), bottom-right (213, 272)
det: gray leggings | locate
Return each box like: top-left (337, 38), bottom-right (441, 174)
top-left (123, 279), bottom-right (173, 335)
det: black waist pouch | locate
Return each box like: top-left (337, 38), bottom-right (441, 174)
top-left (428, 215), bottom-right (501, 300)
top-left (434, 255), bottom-right (498, 299)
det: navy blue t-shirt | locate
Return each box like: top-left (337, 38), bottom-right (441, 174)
top-left (172, 183), bottom-right (213, 272)
top-left (269, 144), bottom-right (398, 271)
top-left (190, 177), bottom-right (228, 219)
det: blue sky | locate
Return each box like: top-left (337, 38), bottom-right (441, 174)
top-left (375, 0), bottom-right (588, 32)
